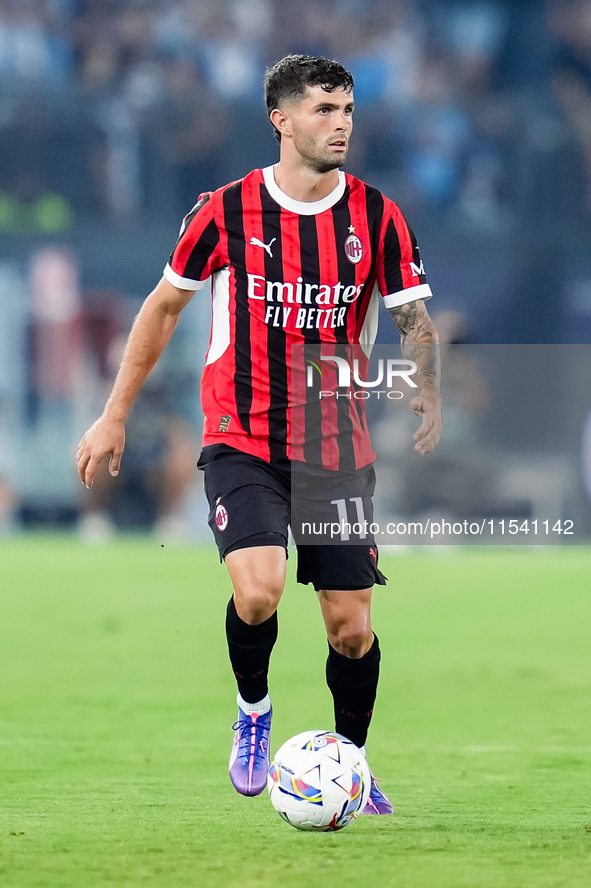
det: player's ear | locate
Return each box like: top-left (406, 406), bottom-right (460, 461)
top-left (270, 107), bottom-right (291, 139)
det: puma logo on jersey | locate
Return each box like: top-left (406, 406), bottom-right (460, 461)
top-left (250, 236), bottom-right (276, 258)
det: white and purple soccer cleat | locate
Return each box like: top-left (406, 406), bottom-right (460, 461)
top-left (229, 704), bottom-right (272, 796)
top-left (360, 774), bottom-right (394, 815)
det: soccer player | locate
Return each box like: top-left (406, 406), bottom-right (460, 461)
top-left (76, 55), bottom-right (442, 814)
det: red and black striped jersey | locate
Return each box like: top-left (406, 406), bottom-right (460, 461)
top-left (164, 166), bottom-right (432, 470)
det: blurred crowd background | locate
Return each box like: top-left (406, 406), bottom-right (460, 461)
top-left (1, 0), bottom-right (591, 539)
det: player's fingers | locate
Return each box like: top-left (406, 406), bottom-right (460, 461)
top-left (409, 396), bottom-right (423, 416)
top-left (82, 454), bottom-right (104, 489)
top-left (76, 432), bottom-right (93, 475)
top-left (415, 434), bottom-right (435, 455)
top-left (76, 452), bottom-right (90, 484)
top-left (413, 412), bottom-right (432, 440)
top-left (76, 437), bottom-right (91, 471)
top-left (108, 450), bottom-right (122, 477)
top-left (414, 433), bottom-right (431, 454)
top-left (415, 418), bottom-right (442, 454)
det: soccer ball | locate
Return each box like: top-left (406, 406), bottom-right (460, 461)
top-left (267, 730), bottom-right (371, 831)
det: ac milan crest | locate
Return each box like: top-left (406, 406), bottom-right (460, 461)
top-left (344, 234), bottom-right (363, 264)
top-left (215, 503), bottom-right (229, 531)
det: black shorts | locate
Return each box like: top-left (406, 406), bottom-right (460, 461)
top-left (197, 444), bottom-right (386, 591)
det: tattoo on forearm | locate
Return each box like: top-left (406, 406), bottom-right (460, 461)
top-left (389, 301), bottom-right (440, 393)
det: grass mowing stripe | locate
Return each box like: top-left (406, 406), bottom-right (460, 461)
top-left (0, 538), bottom-right (590, 887)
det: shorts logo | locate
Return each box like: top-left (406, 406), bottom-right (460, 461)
top-left (215, 503), bottom-right (229, 531)
top-left (218, 414), bottom-right (231, 432)
top-left (345, 234), bottom-right (363, 264)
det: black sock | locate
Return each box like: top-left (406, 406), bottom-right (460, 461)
top-left (225, 597), bottom-right (278, 704)
top-left (326, 635), bottom-right (381, 748)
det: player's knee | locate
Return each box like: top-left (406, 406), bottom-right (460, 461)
top-left (235, 590), bottom-right (281, 624)
top-left (233, 579), bottom-right (283, 625)
top-left (226, 547), bottom-right (286, 624)
top-left (327, 625), bottom-right (373, 658)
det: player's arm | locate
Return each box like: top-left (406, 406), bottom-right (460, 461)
top-left (389, 299), bottom-right (442, 455)
top-left (76, 276), bottom-right (195, 488)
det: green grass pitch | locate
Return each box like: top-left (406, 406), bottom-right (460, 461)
top-left (1, 537), bottom-right (590, 888)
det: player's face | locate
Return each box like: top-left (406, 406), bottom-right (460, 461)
top-left (286, 85), bottom-right (354, 173)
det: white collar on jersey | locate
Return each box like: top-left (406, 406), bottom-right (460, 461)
top-left (262, 165), bottom-right (346, 215)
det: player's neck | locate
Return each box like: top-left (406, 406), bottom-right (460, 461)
top-left (272, 159), bottom-right (341, 204)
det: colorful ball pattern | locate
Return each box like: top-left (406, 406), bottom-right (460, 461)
top-left (267, 730), bottom-right (371, 831)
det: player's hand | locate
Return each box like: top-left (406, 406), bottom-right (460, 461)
top-left (76, 415), bottom-right (125, 488)
top-left (410, 389), bottom-right (442, 455)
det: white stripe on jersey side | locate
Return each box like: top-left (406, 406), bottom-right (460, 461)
top-left (163, 263), bottom-right (207, 292)
top-left (205, 266), bottom-right (231, 366)
top-left (382, 282), bottom-right (433, 309)
top-left (358, 283), bottom-right (380, 358)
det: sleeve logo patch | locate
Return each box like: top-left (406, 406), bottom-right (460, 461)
top-left (218, 414), bottom-right (231, 432)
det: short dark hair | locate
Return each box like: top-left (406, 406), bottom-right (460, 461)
top-left (264, 54), bottom-right (355, 142)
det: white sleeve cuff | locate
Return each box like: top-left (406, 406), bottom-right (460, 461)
top-left (382, 283), bottom-right (432, 309)
top-left (163, 263), bottom-right (208, 291)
